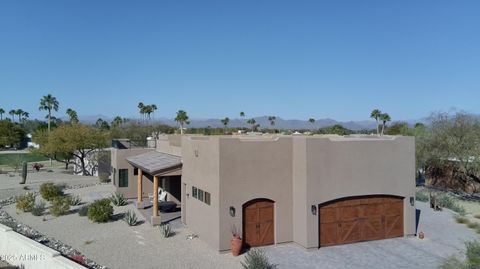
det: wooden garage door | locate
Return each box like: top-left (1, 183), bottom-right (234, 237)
top-left (319, 196), bottom-right (403, 247)
top-left (243, 199), bottom-right (274, 247)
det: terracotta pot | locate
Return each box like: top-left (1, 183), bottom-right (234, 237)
top-left (418, 231), bottom-right (424, 239)
top-left (230, 235), bottom-right (242, 256)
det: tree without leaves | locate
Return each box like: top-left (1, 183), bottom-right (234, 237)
top-left (175, 110), bottom-right (190, 134)
top-left (39, 94), bottom-right (59, 132)
top-left (370, 109), bottom-right (382, 136)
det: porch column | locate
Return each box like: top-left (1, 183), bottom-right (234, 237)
top-left (153, 176), bottom-right (159, 217)
top-left (151, 175), bottom-right (161, 225)
top-left (137, 169), bottom-right (143, 203)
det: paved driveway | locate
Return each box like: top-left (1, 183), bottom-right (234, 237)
top-left (263, 201), bottom-right (477, 269)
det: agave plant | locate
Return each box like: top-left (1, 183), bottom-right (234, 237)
top-left (123, 210), bottom-right (138, 226)
top-left (160, 223), bottom-right (174, 238)
top-left (241, 248), bottom-right (277, 269)
top-left (110, 192), bottom-right (127, 206)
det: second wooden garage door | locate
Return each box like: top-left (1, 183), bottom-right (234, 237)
top-left (319, 196), bottom-right (403, 247)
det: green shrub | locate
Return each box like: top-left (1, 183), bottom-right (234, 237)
top-left (415, 190), bottom-right (429, 202)
top-left (110, 192), bottom-right (127, 206)
top-left (160, 223), bottom-right (173, 238)
top-left (123, 210), bottom-right (138, 226)
top-left (241, 248), bottom-right (277, 269)
top-left (31, 201), bottom-right (46, 216)
top-left (66, 194), bottom-right (82, 206)
top-left (39, 182), bottom-right (64, 201)
top-left (468, 222), bottom-right (480, 230)
top-left (456, 216), bottom-right (470, 224)
top-left (474, 214), bottom-right (480, 219)
top-left (50, 197), bottom-right (70, 217)
top-left (78, 205), bottom-right (89, 216)
top-left (15, 192), bottom-right (36, 212)
top-left (87, 199), bottom-right (113, 223)
top-left (435, 194), bottom-right (466, 215)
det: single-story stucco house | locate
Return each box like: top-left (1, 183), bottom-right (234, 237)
top-left (111, 134), bottom-right (415, 251)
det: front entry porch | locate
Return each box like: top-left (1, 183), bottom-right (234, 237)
top-left (126, 151), bottom-right (182, 225)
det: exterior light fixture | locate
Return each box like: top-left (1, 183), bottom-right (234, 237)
top-left (229, 206), bottom-right (236, 217)
top-left (311, 205), bottom-right (317, 215)
top-left (410, 197), bottom-right (415, 206)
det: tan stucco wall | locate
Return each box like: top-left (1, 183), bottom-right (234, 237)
top-left (111, 148), bottom-right (155, 199)
top-left (297, 136), bottom-right (416, 248)
top-left (181, 137), bottom-right (221, 250)
top-left (156, 135), bottom-right (182, 156)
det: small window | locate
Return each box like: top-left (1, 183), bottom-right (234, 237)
top-left (134, 168), bottom-right (138, 176)
top-left (192, 186), bottom-right (198, 198)
top-left (198, 189), bottom-right (204, 202)
top-left (204, 192), bottom-right (211, 205)
top-left (119, 169), bottom-right (129, 187)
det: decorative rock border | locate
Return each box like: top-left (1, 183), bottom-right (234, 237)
top-left (0, 182), bottom-right (111, 269)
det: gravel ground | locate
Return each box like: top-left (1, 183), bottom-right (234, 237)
top-left (4, 184), bottom-right (242, 269)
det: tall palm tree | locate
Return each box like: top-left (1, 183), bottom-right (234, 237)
top-left (268, 116), bottom-right (276, 132)
top-left (9, 110), bottom-right (15, 122)
top-left (112, 116), bottom-right (123, 128)
top-left (0, 108), bottom-right (4, 120)
top-left (138, 102), bottom-right (145, 121)
top-left (246, 118), bottom-right (256, 132)
top-left (220, 117), bottom-right (230, 133)
top-left (39, 94), bottom-right (59, 132)
top-left (379, 113), bottom-right (391, 136)
top-left (21, 111), bottom-right (29, 122)
top-left (15, 109), bottom-right (24, 122)
top-left (370, 109), bottom-right (382, 136)
top-left (66, 108), bottom-right (79, 124)
top-left (175, 110), bottom-right (190, 134)
top-left (240, 111), bottom-right (245, 129)
top-left (151, 104), bottom-right (157, 120)
top-left (308, 118), bottom-right (315, 129)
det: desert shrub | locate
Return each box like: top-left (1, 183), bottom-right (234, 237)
top-left (78, 205), bottom-right (89, 216)
top-left (110, 192), bottom-right (127, 206)
top-left (98, 172), bottom-right (110, 183)
top-left (415, 190), bottom-right (429, 202)
top-left (474, 214), bottom-right (480, 219)
top-left (15, 192), bottom-right (36, 212)
top-left (241, 248), bottom-right (277, 269)
top-left (39, 182), bottom-right (64, 201)
top-left (456, 216), bottom-right (470, 224)
top-left (50, 197), bottom-right (70, 217)
top-left (66, 194), bottom-right (82, 206)
top-left (123, 210), bottom-right (138, 226)
top-left (468, 222), bottom-right (480, 230)
top-left (435, 194), bottom-right (466, 215)
top-left (160, 223), bottom-right (173, 238)
top-left (442, 241), bottom-right (480, 269)
top-left (87, 199), bottom-right (113, 223)
top-left (31, 201), bottom-right (46, 216)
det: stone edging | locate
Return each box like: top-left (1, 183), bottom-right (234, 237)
top-left (0, 182), bottom-right (111, 269)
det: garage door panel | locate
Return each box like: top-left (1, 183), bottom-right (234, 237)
top-left (320, 208), bottom-right (337, 223)
top-left (319, 196), bottom-right (403, 247)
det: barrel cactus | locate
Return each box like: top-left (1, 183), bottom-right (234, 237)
top-left (20, 161), bottom-right (27, 184)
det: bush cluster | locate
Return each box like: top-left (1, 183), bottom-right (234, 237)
top-left (50, 197), bottom-right (70, 217)
top-left (435, 194), bottom-right (466, 215)
top-left (241, 248), bottom-right (277, 269)
top-left (87, 199), bottom-right (113, 223)
top-left (415, 190), bottom-right (429, 202)
top-left (15, 192), bottom-right (36, 212)
top-left (39, 182), bottom-right (64, 201)
top-left (31, 201), bottom-right (46, 216)
top-left (442, 240), bottom-right (480, 269)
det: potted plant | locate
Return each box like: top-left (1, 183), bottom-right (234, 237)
top-left (230, 224), bottom-right (242, 256)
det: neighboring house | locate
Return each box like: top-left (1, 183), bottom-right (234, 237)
top-left (111, 134), bottom-right (415, 252)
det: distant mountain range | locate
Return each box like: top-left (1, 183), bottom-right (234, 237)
top-left (77, 115), bottom-right (426, 131)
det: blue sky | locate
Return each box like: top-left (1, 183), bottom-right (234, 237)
top-left (0, 0), bottom-right (479, 122)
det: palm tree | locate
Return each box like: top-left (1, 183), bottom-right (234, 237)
top-left (15, 109), bottom-right (24, 122)
top-left (240, 111), bottom-right (245, 129)
top-left (66, 108), bottom-right (79, 124)
top-left (370, 109), bottom-right (382, 136)
top-left (9, 110), bottom-right (15, 122)
top-left (39, 94), bottom-right (59, 132)
top-left (112, 116), bottom-right (123, 128)
top-left (246, 118), bottom-right (256, 132)
top-left (138, 102), bottom-right (145, 121)
top-left (308, 118), bottom-right (315, 129)
top-left (0, 108), bottom-right (4, 120)
top-left (175, 110), bottom-right (190, 134)
top-left (379, 113), bottom-right (391, 136)
top-left (21, 111), bottom-right (29, 122)
top-left (151, 104), bottom-right (157, 120)
top-left (220, 117), bottom-right (230, 133)
top-left (268, 116), bottom-right (276, 132)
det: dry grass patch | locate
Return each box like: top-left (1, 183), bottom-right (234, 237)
top-left (456, 216), bottom-right (470, 224)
